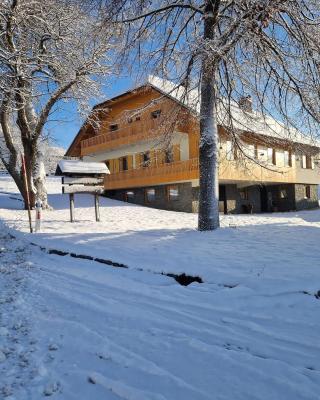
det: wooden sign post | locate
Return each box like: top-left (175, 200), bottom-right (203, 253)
top-left (94, 194), bottom-right (100, 222)
top-left (62, 176), bottom-right (104, 223)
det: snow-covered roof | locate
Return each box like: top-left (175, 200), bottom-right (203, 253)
top-left (57, 160), bottom-right (110, 175)
top-left (147, 75), bottom-right (319, 148)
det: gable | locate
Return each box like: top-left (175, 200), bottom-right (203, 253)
top-left (66, 84), bottom-right (187, 157)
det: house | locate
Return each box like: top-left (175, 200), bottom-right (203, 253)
top-left (66, 76), bottom-right (320, 214)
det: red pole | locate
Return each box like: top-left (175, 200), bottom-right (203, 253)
top-left (21, 154), bottom-right (33, 233)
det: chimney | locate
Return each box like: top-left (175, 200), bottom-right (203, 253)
top-left (239, 95), bottom-right (252, 112)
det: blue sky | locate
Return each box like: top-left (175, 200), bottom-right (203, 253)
top-left (46, 75), bottom-right (135, 150)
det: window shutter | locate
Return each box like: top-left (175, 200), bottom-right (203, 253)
top-left (302, 155), bottom-right (307, 169)
top-left (135, 153), bottom-right (142, 168)
top-left (150, 150), bottom-right (157, 166)
top-left (127, 155), bottom-right (133, 170)
top-left (247, 144), bottom-right (255, 158)
top-left (109, 159), bottom-right (114, 173)
top-left (226, 141), bottom-right (234, 161)
top-left (158, 150), bottom-right (165, 165)
top-left (173, 144), bottom-right (180, 161)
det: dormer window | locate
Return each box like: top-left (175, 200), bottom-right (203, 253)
top-left (151, 110), bottom-right (161, 119)
top-left (109, 124), bottom-right (118, 131)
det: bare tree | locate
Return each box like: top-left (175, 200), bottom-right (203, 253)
top-left (0, 0), bottom-right (114, 208)
top-left (98, 0), bottom-right (320, 230)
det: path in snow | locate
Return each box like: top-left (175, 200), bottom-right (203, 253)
top-left (0, 231), bottom-right (319, 399)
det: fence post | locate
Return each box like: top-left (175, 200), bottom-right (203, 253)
top-left (94, 194), bottom-right (100, 222)
top-left (69, 193), bottom-right (75, 222)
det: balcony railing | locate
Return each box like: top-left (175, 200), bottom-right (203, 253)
top-left (104, 156), bottom-right (296, 190)
top-left (105, 158), bottom-right (199, 190)
top-left (81, 119), bottom-right (165, 155)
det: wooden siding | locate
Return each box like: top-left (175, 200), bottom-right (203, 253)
top-left (81, 119), bottom-right (162, 156)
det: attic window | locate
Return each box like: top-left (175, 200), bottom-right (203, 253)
top-left (135, 116), bottom-right (141, 121)
top-left (109, 124), bottom-right (118, 131)
top-left (151, 110), bottom-right (161, 119)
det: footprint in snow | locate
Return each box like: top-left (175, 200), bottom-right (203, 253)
top-left (43, 382), bottom-right (61, 396)
top-left (48, 344), bottom-right (59, 351)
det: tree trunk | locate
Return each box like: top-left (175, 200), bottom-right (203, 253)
top-left (33, 150), bottom-right (50, 209)
top-left (198, 2), bottom-right (220, 231)
top-left (23, 143), bottom-right (36, 209)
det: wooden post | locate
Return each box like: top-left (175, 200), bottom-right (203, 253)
top-left (94, 193), bottom-right (100, 222)
top-left (21, 154), bottom-right (33, 233)
top-left (69, 193), bottom-right (75, 222)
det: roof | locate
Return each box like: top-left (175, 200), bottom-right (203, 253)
top-left (56, 160), bottom-right (110, 175)
top-left (147, 76), bottom-right (320, 148)
top-left (66, 75), bottom-right (320, 156)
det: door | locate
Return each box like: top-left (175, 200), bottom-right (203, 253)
top-left (260, 185), bottom-right (269, 212)
top-left (219, 185), bottom-right (227, 214)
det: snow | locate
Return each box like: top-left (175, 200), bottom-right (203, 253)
top-left (57, 160), bottom-right (110, 175)
top-left (0, 176), bottom-right (320, 399)
top-left (148, 75), bottom-right (320, 147)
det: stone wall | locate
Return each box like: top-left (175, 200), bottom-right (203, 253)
top-left (106, 182), bottom-right (194, 213)
top-left (266, 184), bottom-right (296, 212)
top-left (295, 184), bottom-right (319, 210)
top-left (225, 184), bottom-right (261, 214)
top-left (106, 182), bottom-right (319, 214)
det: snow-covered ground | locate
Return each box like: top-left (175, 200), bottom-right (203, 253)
top-left (0, 175), bottom-right (320, 399)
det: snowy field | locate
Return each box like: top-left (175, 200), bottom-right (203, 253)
top-left (0, 175), bottom-right (320, 399)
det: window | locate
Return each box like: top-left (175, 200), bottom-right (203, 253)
top-left (305, 185), bottom-right (311, 199)
top-left (145, 188), bottom-right (155, 203)
top-left (127, 117), bottom-right (133, 124)
top-left (267, 148), bottom-right (276, 165)
top-left (151, 109), bottom-right (161, 119)
top-left (142, 151), bottom-right (151, 167)
top-left (135, 116), bottom-right (141, 121)
top-left (300, 155), bottom-right (307, 169)
top-left (284, 151), bottom-right (292, 167)
top-left (306, 156), bottom-right (313, 169)
top-left (258, 147), bottom-right (267, 160)
top-left (109, 124), bottom-right (118, 132)
top-left (120, 156), bottom-right (128, 171)
top-left (167, 186), bottom-right (179, 201)
top-left (165, 147), bottom-right (174, 163)
top-left (239, 188), bottom-right (249, 200)
top-left (279, 188), bottom-right (288, 199)
top-left (125, 191), bottom-right (134, 202)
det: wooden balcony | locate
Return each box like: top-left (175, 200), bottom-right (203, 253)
top-left (104, 157), bottom-right (296, 190)
top-left (81, 119), bottom-right (165, 156)
top-left (105, 158), bottom-right (199, 190)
